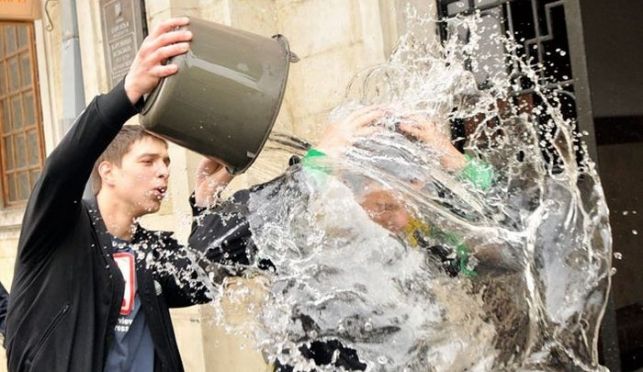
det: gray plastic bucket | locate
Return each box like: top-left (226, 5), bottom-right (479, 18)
top-left (140, 17), bottom-right (296, 174)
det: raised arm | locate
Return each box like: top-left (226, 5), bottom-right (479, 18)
top-left (190, 157), bottom-right (255, 268)
top-left (17, 17), bottom-right (193, 263)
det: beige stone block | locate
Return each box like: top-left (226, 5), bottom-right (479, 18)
top-left (200, 277), bottom-right (269, 372)
top-left (285, 43), bottom-right (374, 120)
top-left (156, 192), bottom-right (175, 217)
top-left (221, 173), bottom-right (251, 196)
top-left (171, 306), bottom-right (206, 372)
top-left (0, 231), bottom-right (18, 279)
top-left (76, 0), bottom-right (109, 98)
top-left (277, 0), bottom-right (361, 58)
top-left (34, 19), bottom-right (61, 155)
top-left (196, 0), bottom-right (231, 24)
top-left (139, 211), bottom-right (193, 244)
top-left (0, 205), bottom-right (23, 225)
top-left (0, 353), bottom-right (6, 372)
top-left (40, 1), bottom-right (64, 146)
top-left (146, 0), bottom-right (208, 21)
top-left (228, 0), bottom-right (279, 35)
top-left (355, 0), bottom-right (389, 61)
top-left (0, 210), bottom-right (21, 255)
top-left (144, 0), bottom-right (172, 19)
top-left (0, 257), bottom-right (15, 288)
top-left (0, 237), bottom-right (18, 260)
top-left (275, 90), bottom-right (296, 135)
top-left (291, 109), bottom-right (334, 144)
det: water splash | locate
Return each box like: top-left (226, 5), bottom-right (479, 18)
top-left (183, 10), bottom-right (611, 372)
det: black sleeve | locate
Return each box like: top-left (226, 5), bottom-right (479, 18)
top-left (0, 281), bottom-right (8, 336)
top-left (16, 80), bottom-right (140, 263)
top-left (188, 173), bottom-right (294, 270)
top-left (153, 190), bottom-right (260, 308)
top-left (147, 190), bottom-right (260, 308)
top-left (147, 232), bottom-right (213, 308)
top-left (189, 189), bottom-right (258, 268)
top-left (186, 176), bottom-right (294, 295)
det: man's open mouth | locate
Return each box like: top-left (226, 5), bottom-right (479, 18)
top-left (152, 186), bottom-right (167, 199)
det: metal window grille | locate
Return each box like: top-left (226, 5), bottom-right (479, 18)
top-left (437, 0), bottom-right (584, 170)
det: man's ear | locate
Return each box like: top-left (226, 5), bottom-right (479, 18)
top-left (98, 161), bottom-right (115, 187)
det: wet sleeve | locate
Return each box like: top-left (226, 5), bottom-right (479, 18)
top-left (301, 148), bottom-right (330, 173)
top-left (458, 154), bottom-right (495, 191)
top-left (412, 223), bottom-right (476, 277)
top-left (150, 233), bottom-right (213, 307)
top-left (189, 190), bottom-right (257, 267)
top-left (300, 148), bottom-right (332, 186)
top-left (431, 229), bottom-right (477, 277)
top-left (17, 80), bottom-right (141, 263)
top-left (187, 190), bottom-right (269, 287)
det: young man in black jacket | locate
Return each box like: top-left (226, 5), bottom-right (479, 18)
top-left (5, 17), bottom-right (232, 372)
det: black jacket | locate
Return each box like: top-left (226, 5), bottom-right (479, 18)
top-left (5, 81), bottom-right (209, 372)
top-left (0, 281), bottom-right (7, 338)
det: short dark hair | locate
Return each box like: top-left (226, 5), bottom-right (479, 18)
top-left (91, 125), bottom-right (167, 193)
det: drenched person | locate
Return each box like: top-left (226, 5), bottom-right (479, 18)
top-left (5, 17), bottom-right (232, 372)
top-left (189, 107), bottom-right (498, 370)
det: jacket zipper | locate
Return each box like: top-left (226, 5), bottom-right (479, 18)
top-left (29, 303), bottom-right (70, 361)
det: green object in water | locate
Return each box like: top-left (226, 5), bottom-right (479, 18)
top-left (301, 148), bottom-right (331, 174)
top-left (460, 154), bottom-right (494, 190)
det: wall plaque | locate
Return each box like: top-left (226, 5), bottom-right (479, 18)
top-left (100, 0), bottom-right (147, 88)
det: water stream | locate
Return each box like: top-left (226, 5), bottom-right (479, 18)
top-left (178, 11), bottom-right (611, 372)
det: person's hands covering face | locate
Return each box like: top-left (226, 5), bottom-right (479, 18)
top-left (397, 115), bottom-right (467, 171)
top-left (315, 106), bottom-right (387, 158)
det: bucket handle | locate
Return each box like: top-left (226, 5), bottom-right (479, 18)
top-left (272, 34), bottom-right (300, 63)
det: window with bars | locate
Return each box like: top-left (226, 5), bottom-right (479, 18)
top-left (0, 22), bottom-right (44, 206)
top-left (437, 0), bottom-right (581, 172)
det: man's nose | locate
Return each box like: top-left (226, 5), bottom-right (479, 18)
top-left (157, 162), bottom-right (170, 178)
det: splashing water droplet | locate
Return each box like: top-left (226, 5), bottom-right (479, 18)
top-left (364, 321), bottom-right (373, 332)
